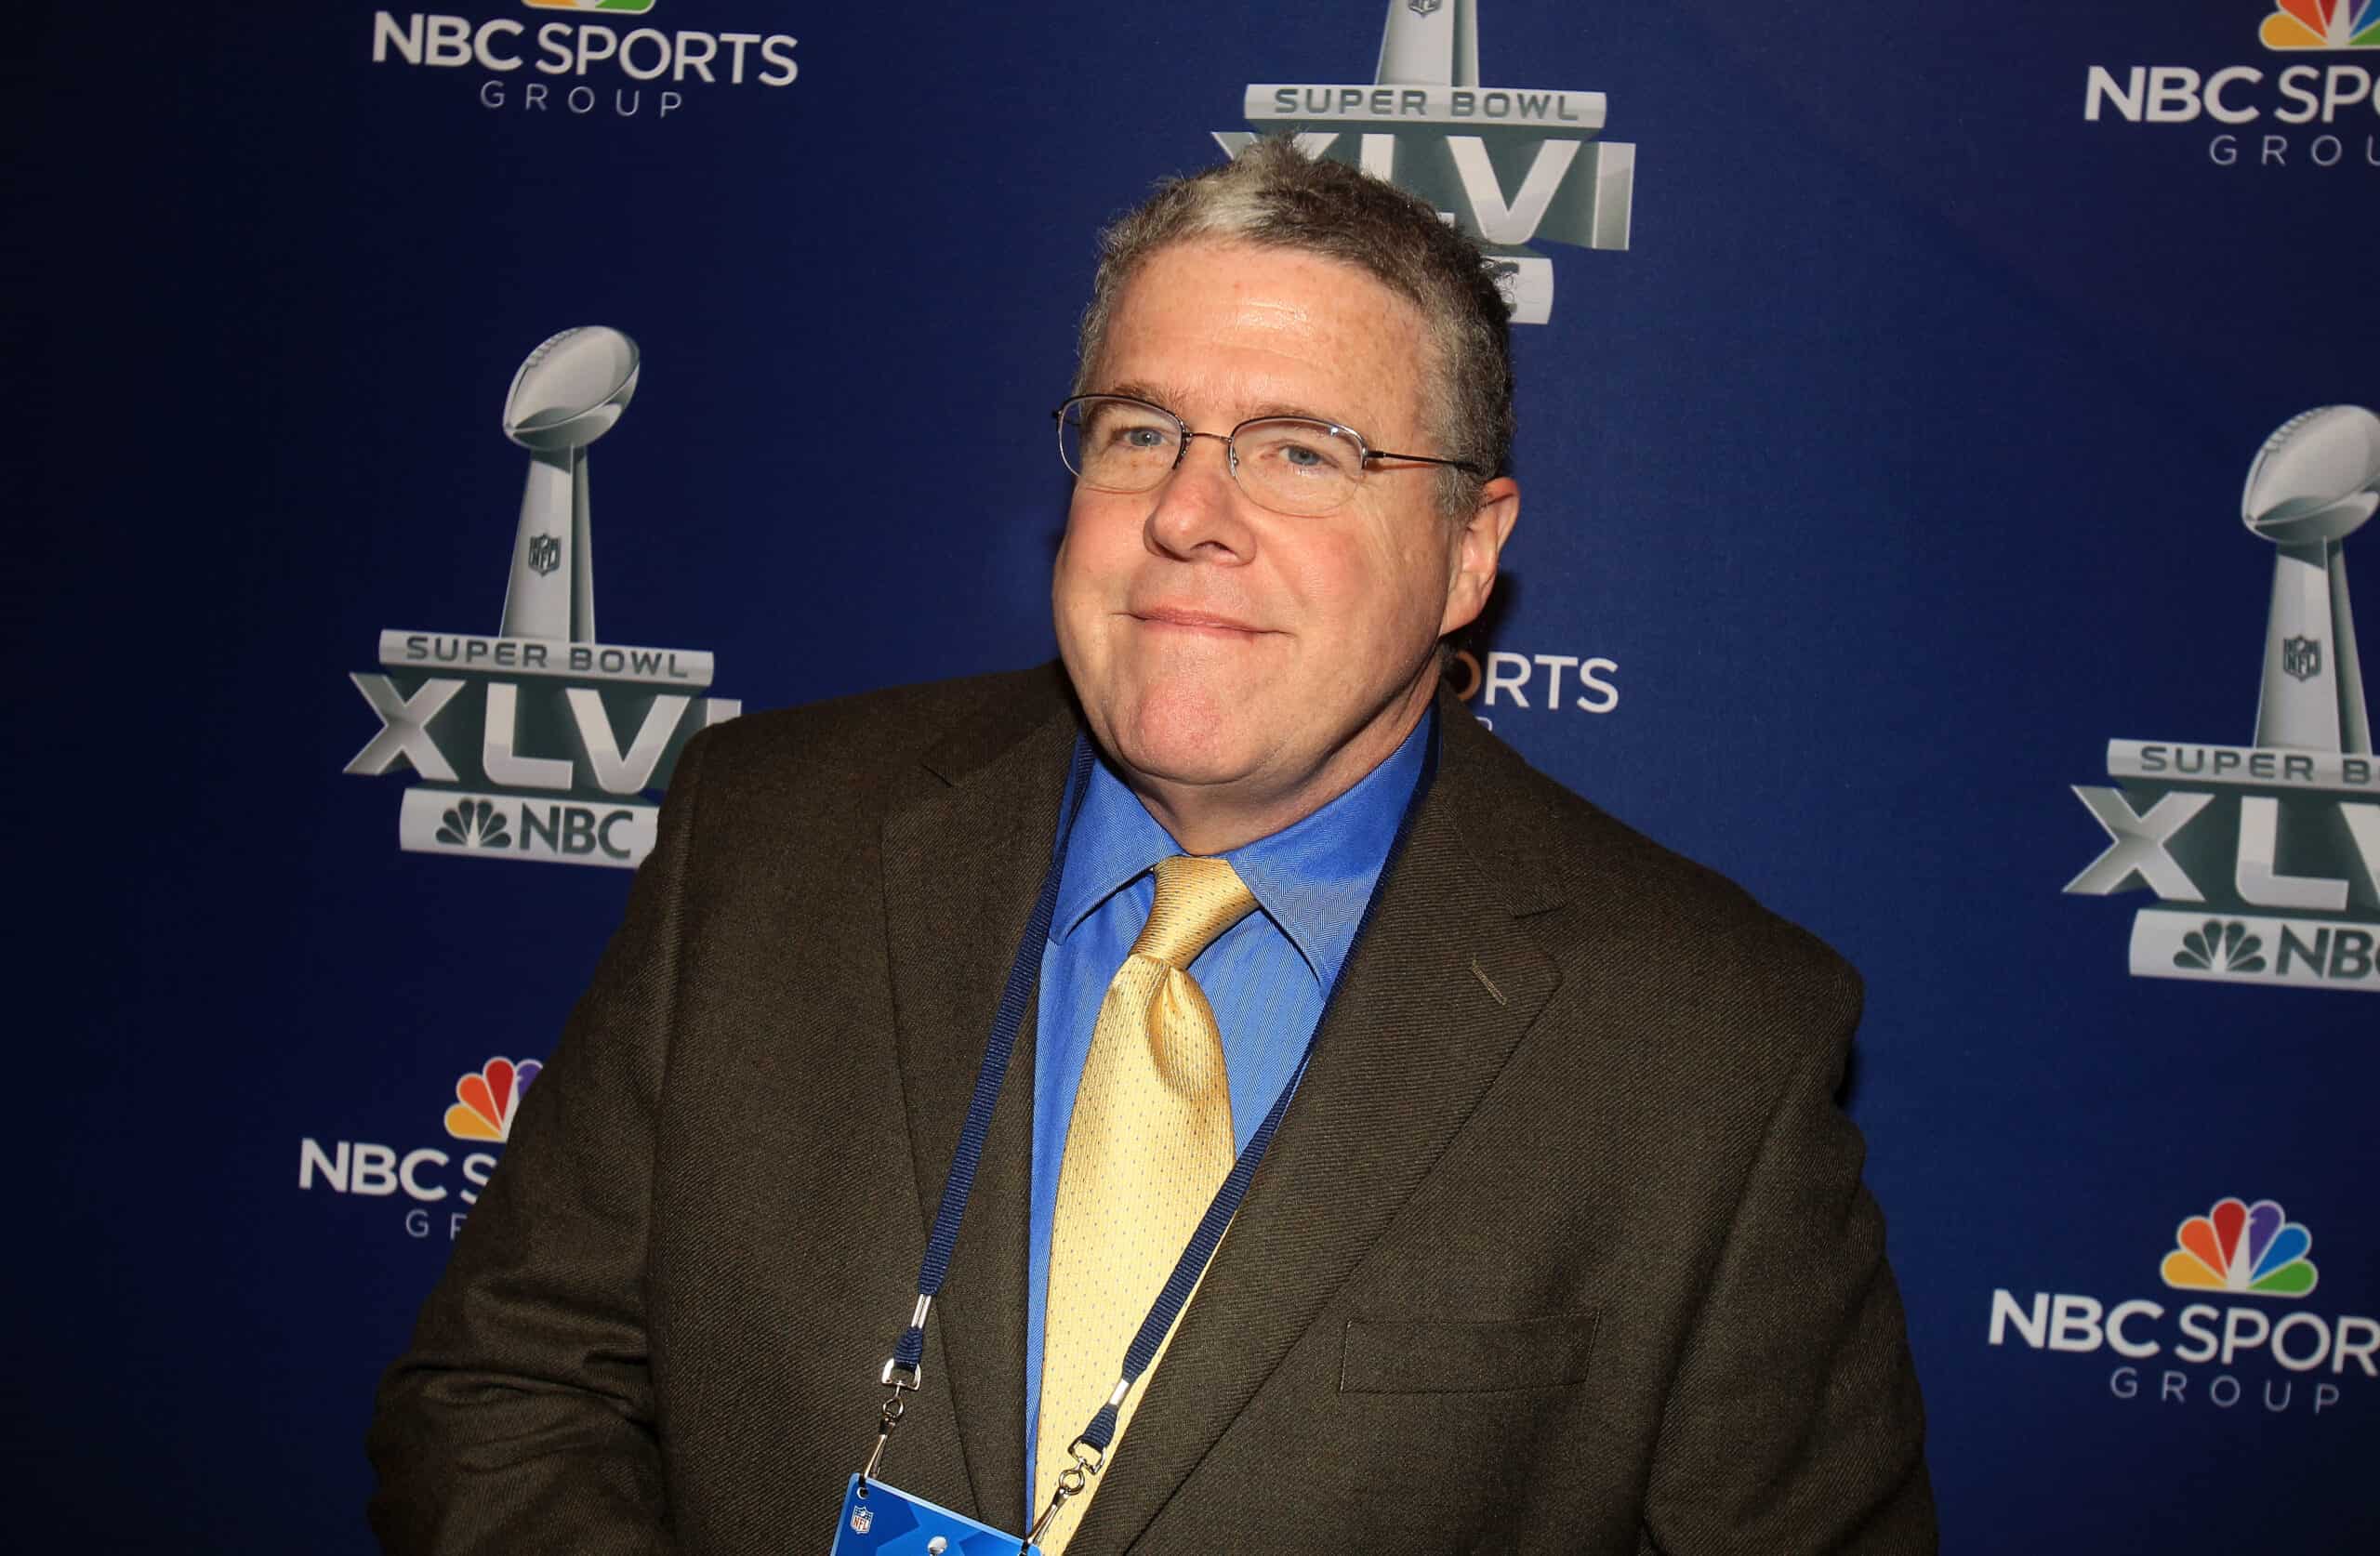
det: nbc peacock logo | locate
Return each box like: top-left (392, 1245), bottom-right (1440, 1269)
top-left (2261, 0), bottom-right (2380, 49)
top-left (2161, 1196), bottom-right (2320, 1298)
top-left (443, 1056), bottom-right (543, 1144)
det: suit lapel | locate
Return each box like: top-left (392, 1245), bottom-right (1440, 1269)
top-left (879, 678), bottom-right (1079, 1529)
top-left (1069, 702), bottom-right (1567, 1553)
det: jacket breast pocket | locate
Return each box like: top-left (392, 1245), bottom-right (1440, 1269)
top-left (1338, 1312), bottom-right (1599, 1395)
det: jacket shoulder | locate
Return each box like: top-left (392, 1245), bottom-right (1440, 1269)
top-left (636, 664), bottom-right (1072, 871)
top-left (1445, 719), bottom-right (1861, 1062)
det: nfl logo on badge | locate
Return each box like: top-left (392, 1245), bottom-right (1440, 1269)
top-left (849, 1505), bottom-right (872, 1535)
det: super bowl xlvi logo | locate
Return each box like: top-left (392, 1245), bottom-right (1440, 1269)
top-left (369, 1), bottom-right (798, 123)
top-left (2064, 406), bottom-right (2380, 992)
top-left (298, 1057), bottom-right (540, 1242)
top-left (1211, 0), bottom-right (1633, 324)
top-left (2082, 1), bottom-right (2380, 170)
top-left (1989, 1197), bottom-right (2373, 1418)
top-left (342, 327), bottom-right (740, 869)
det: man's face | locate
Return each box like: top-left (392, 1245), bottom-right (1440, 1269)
top-left (1052, 239), bottom-right (1514, 836)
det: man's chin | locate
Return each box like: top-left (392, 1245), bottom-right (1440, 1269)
top-left (1105, 728), bottom-right (1266, 793)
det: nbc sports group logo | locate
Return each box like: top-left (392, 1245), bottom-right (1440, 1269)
top-left (2063, 407), bottom-right (2378, 992)
top-left (2082, 1), bottom-right (2380, 170)
top-left (298, 1058), bottom-right (541, 1242)
top-left (1210, 0), bottom-right (1633, 325)
top-left (341, 327), bottom-right (740, 870)
top-left (1990, 1198), bottom-right (2373, 1418)
top-left (369, 0), bottom-right (798, 124)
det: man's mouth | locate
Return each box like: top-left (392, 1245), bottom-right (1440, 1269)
top-left (1130, 606), bottom-right (1265, 637)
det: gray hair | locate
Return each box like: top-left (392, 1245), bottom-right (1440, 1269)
top-left (1074, 138), bottom-right (1514, 519)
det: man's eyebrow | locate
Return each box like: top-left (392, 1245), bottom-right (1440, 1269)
top-left (1097, 382), bottom-right (1353, 429)
top-left (1098, 380), bottom-right (1183, 411)
top-left (1241, 400), bottom-right (1345, 425)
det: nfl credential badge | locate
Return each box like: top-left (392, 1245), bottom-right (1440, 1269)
top-left (830, 1475), bottom-right (1034, 1556)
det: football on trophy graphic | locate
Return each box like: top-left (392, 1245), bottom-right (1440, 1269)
top-left (2241, 403), bottom-right (2380, 545)
top-left (502, 326), bottom-right (641, 453)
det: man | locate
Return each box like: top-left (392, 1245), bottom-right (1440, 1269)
top-left (371, 142), bottom-right (1935, 1554)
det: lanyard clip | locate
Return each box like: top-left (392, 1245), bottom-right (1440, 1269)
top-left (1024, 1435), bottom-right (1106, 1547)
top-left (861, 1297), bottom-right (931, 1487)
top-left (859, 1379), bottom-right (912, 1487)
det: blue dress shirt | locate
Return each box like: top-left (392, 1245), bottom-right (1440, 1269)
top-left (1022, 712), bottom-right (1432, 1511)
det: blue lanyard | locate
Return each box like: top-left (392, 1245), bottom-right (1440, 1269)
top-left (866, 714), bottom-right (1440, 1529)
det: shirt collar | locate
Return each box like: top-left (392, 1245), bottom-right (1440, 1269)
top-left (1051, 710), bottom-right (1433, 988)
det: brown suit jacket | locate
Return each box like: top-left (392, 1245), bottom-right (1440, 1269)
top-left (369, 664), bottom-right (1935, 1555)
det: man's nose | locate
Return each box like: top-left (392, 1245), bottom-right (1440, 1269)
top-left (1144, 433), bottom-right (1255, 561)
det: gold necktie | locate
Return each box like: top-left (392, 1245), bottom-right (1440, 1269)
top-left (1033, 854), bottom-right (1257, 1554)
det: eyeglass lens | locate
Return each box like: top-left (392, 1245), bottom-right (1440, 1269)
top-left (1059, 397), bottom-right (1368, 517)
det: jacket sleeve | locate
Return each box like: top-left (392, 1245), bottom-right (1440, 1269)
top-left (1638, 966), bottom-right (1937, 1556)
top-left (366, 733), bottom-right (713, 1555)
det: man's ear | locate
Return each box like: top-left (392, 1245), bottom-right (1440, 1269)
top-left (1440, 476), bottom-right (1521, 637)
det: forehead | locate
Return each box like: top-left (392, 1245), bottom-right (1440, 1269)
top-left (1093, 240), bottom-right (1431, 441)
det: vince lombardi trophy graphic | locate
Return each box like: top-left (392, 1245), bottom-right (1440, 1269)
top-left (1377, 0), bottom-right (1478, 83)
top-left (2241, 404), bottom-right (2379, 753)
top-left (498, 327), bottom-right (641, 642)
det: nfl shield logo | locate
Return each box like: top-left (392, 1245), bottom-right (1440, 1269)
top-left (2282, 635), bottom-right (2322, 682)
top-left (848, 1505), bottom-right (872, 1535)
top-left (527, 533), bottom-right (562, 576)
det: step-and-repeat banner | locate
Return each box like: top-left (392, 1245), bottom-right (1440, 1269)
top-left (22, 0), bottom-right (2377, 1547)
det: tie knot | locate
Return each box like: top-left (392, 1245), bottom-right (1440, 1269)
top-left (1130, 855), bottom-right (1259, 969)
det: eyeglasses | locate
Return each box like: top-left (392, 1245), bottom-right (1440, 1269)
top-left (1052, 393), bottom-right (1486, 519)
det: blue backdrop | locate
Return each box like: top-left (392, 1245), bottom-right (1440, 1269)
top-left (22, 0), bottom-right (2379, 1548)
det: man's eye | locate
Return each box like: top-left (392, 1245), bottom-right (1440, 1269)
top-left (1261, 436), bottom-right (1353, 478)
top-left (1087, 415), bottom-right (1170, 454)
